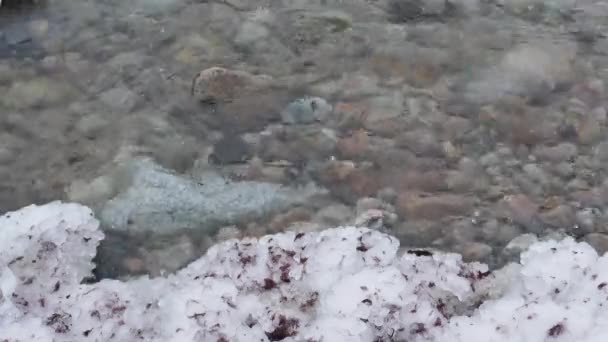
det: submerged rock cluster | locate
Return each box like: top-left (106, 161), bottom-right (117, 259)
top-left (2, 202), bottom-right (608, 341)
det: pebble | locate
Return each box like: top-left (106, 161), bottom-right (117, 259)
top-left (480, 152), bottom-right (500, 167)
top-left (500, 194), bottom-right (540, 232)
top-left (593, 141), bottom-right (608, 162)
top-left (0, 147), bottom-right (14, 164)
top-left (216, 225), bottom-right (242, 241)
top-left (553, 162), bottom-right (575, 178)
top-left (522, 163), bottom-right (549, 184)
top-left (268, 207), bottom-right (313, 233)
top-left (396, 192), bottom-right (475, 220)
top-left (539, 204), bottom-right (576, 229)
top-left (575, 208), bottom-right (598, 234)
top-left (480, 219), bottom-right (522, 245)
top-left (141, 235), bottom-right (197, 276)
top-left (209, 135), bottom-right (252, 165)
top-left (355, 197), bottom-right (388, 216)
top-left (191, 66), bottom-right (274, 103)
top-left (461, 242), bottom-right (493, 262)
top-left (75, 114), bottom-right (108, 139)
top-left (313, 204), bottom-right (353, 227)
top-left (377, 187), bottom-right (398, 204)
top-left (336, 129), bottom-right (369, 159)
top-left (577, 116), bottom-right (603, 145)
top-left (504, 233), bottom-right (538, 256)
top-left (534, 143), bottom-right (578, 163)
top-left (281, 97), bottom-right (332, 124)
top-left (123, 257), bottom-right (146, 273)
top-left (99, 85), bottom-right (139, 112)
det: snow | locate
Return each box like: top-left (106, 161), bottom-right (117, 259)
top-left (2, 202), bottom-right (608, 341)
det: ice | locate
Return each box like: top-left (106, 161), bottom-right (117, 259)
top-left (3, 202), bottom-right (608, 341)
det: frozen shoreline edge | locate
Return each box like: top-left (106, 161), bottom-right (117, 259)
top-left (2, 201), bottom-right (608, 341)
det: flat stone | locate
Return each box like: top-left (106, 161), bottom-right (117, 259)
top-left (99, 86), bottom-right (139, 112)
top-left (99, 158), bottom-right (323, 235)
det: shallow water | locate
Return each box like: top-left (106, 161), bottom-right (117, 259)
top-left (3, 0), bottom-right (608, 278)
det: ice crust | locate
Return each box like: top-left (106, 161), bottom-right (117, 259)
top-left (2, 202), bottom-right (608, 341)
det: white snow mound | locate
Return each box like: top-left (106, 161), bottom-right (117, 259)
top-left (1, 202), bottom-right (608, 341)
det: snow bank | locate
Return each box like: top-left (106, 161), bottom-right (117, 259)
top-left (2, 202), bottom-right (608, 341)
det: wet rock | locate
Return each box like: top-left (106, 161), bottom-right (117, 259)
top-left (213, 92), bottom-right (286, 133)
top-left (75, 114), bottom-right (108, 140)
top-left (575, 208), bottom-right (599, 235)
top-left (504, 233), bottom-right (538, 257)
top-left (582, 233), bottom-right (608, 255)
top-left (396, 192), bottom-right (475, 220)
top-left (465, 43), bottom-right (576, 105)
top-left (285, 221), bottom-right (323, 234)
top-left (317, 162), bottom-right (382, 204)
top-left (281, 97), bottom-right (332, 124)
top-left (209, 135), bottom-right (252, 165)
top-left (123, 257), bottom-right (145, 274)
top-left (267, 207), bottom-right (313, 233)
top-left (480, 152), bottom-right (500, 167)
top-left (0, 146), bottom-right (13, 164)
top-left (355, 197), bottom-right (391, 216)
top-left (577, 115), bottom-right (603, 145)
top-left (141, 235), bottom-right (197, 276)
top-left (312, 204), bottom-right (353, 227)
top-left (539, 204), bottom-right (576, 229)
top-left (553, 162), bottom-right (575, 179)
top-left (449, 219), bottom-right (478, 244)
top-left (2, 78), bottom-right (75, 109)
top-left (216, 225), bottom-right (242, 241)
top-left (2, 24), bottom-right (31, 46)
top-left (522, 163), bottom-right (549, 184)
top-left (499, 194), bottom-right (540, 232)
top-left (67, 176), bottom-right (116, 209)
top-left (377, 187), bottom-right (398, 204)
top-left (336, 129), bottom-right (369, 159)
top-left (234, 19), bottom-right (270, 47)
top-left (150, 137), bottom-right (199, 173)
top-left (27, 19), bottom-right (48, 38)
top-left (191, 66), bottom-right (274, 103)
top-left (461, 242), bottom-right (492, 262)
top-left (99, 85), bottom-right (139, 113)
top-left (312, 73), bottom-right (382, 99)
top-left (364, 91), bottom-right (405, 125)
top-left (386, 0), bottom-right (425, 23)
top-left (99, 158), bottom-right (322, 235)
top-left (396, 171), bottom-right (448, 192)
top-left (533, 143), bottom-right (578, 163)
top-left (443, 116), bottom-right (472, 141)
top-left (394, 220), bottom-right (443, 246)
top-left (480, 219), bottom-right (522, 245)
top-left (396, 129), bottom-right (442, 157)
top-left (593, 141), bottom-right (608, 162)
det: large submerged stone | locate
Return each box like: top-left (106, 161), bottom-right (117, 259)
top-left (99, 158), bottom-right (323, 235)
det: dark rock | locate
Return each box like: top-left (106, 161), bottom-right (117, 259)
top-left (209, 135), bottom-right (252, 165)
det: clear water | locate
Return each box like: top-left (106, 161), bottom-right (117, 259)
top-left (3, 0), bottom-right (608, 278)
